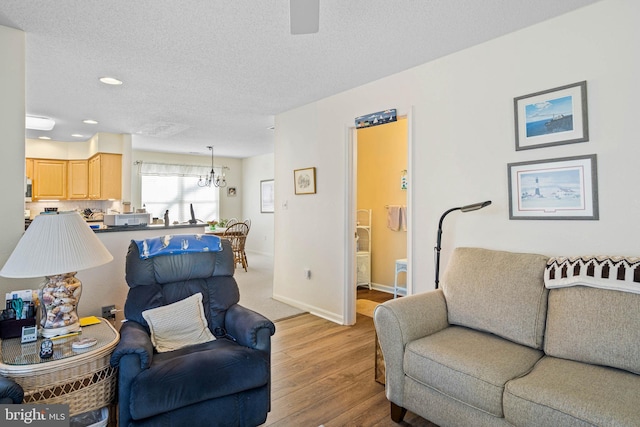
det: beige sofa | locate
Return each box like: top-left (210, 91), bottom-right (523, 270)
top-left (374, 247), bottom-right (640, 426)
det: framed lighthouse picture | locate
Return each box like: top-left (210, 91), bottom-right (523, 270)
top-left (514, 81), bottom-right (589, 151)
top-left (507, 155), bottom-right (598, 220)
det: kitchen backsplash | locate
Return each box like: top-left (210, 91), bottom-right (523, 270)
top-left (26, 200), bottom-right (123, 219)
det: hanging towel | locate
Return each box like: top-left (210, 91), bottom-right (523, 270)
top-left (387, 205), bottom-right (402, 231)
top-left (400, 206), bottom-right (407, 231)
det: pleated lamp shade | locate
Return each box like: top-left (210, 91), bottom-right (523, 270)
top-left (1, 211), bottom-right (113, 278)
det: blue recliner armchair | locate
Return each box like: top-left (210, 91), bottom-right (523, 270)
top-left (110, 237), bottom-right (276, 427)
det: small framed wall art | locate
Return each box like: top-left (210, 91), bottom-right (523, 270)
top-left (514, 81), bottom-right (589, 151)
top-left (260, 180), bottom-right (274, 213)
top-left (507, 154), bottom-right (598, 220)
top-left (294, 167), bottom-right (316, 195)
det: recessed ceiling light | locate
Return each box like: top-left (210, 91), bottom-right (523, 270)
top-left (26, 115), bottom-right (55, 131)
top-left (72, 134), bottom-right (84, 138)
top-left (99, 77), bottom-right (123, 85)
top-left (83, 119), bottom-right (98, 124)
top-left (38, 136), bottom-right (51, 140)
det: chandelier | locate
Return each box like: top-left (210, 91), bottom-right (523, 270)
top-left (198, 146), bottom-right (227, 188)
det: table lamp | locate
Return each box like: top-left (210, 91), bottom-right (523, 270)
top-left (0, 211), bottom-right (113, 338)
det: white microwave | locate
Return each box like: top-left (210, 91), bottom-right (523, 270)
top-left (25, 177), bottom-right (32, 202)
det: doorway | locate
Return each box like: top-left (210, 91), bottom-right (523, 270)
top-left (346, 113), bottom-right (412, 325)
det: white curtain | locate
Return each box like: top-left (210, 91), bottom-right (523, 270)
top-left (139, 162), bottom-right (211, 178)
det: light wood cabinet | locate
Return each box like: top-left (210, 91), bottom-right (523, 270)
top-left (27, 153), bottom-right (121, 201)
top-left (25, 158), bottom-right (34, 180)
top-left (88, 153), bottom-right (122, 200)
top-left (68, 160), bottom-right (89, 199)
top-left (32, 159), bottom-right (67, 200)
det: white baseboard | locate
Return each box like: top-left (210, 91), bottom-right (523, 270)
top-left (359, 283), bottom-right (405, 296)
top-left (273, 293), bottom-right (344, 324)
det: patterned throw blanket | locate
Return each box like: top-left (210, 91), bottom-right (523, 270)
top-left (544, 255), bottom-right (640, 294)
top-left (134, 234), bottom-right (222, 259)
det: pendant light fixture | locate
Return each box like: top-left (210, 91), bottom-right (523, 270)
top-left (198, 146), bottom-right (227, 188)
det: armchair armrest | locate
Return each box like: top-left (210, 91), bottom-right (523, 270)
top-left (110, 321), bottom-right (154, 370)
top-left (373, 289), bottom-right (448, 407)
top-left (0, 376), bottom-right (23, 404)
top-left (225, 304), bottom-right (276, 352)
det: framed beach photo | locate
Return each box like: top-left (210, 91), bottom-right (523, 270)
top-left (260, 180), bottom-right (274, 213)
top-left (514, 81), bottom-right (588, 150)
top-left (508, 154), bottom-right (598, 220)
top-left (294, 167), bottom-right (316, 195)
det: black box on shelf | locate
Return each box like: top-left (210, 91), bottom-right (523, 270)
top-left (0, 318), bottom-right (36, 340)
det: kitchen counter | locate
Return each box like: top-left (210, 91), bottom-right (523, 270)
top-left (93, 223), bottom-right (206, 233)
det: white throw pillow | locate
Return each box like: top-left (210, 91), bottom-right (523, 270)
top-left (142, 292), bottom-right (215, 353)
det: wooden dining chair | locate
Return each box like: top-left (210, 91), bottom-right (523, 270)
top-left (223, 222), bottom-right (249, 271)
top-left (242, 219), bottom-right (251, 267)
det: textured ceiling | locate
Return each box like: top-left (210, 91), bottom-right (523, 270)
top-left (0, 0), bottom-right (599, 158)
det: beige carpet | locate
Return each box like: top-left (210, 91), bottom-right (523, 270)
top-left (235, 251), bottom-right (306, 322)
top-left (356, 299), bottom-right (380, 318)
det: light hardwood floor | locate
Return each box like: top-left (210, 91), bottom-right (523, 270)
top-left (265, 290), bottom-right (436, 426)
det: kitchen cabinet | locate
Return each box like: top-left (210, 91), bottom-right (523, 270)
top-left (88, 153), bottom-right (122, 200)
top-left (68, 160), bottom-right (89, 199)
top-left (25, 158), bottom-right (33, 180)
top-left (32, 159), bottom-right (67, 200)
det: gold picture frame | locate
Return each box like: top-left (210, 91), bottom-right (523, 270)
top-left (294, 167), bottom-right (316, 195)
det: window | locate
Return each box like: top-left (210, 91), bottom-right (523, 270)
top-left (140, 163), bottom-right (219, 223)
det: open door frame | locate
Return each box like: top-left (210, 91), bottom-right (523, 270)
top-left (343, 107), bottom-right (414, 325)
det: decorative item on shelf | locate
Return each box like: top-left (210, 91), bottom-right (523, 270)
top-left (198, 145), bottom-right (228, 188)
top-left (0, 211), bottom-right (113, 338)
top-left (434, 200), bottom-right (492, 289)
top-left (355, 108), bottom-right (397, 128)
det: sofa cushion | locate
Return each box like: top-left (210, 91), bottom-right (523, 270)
top-left (504, 356), bottom-right (640, 426)
top-left (404, 326), bottom-right (543, 417)
top-left (129, 339), bottom-right (269, 420)
top-left (545, 286), bottom-right (640, 374)
top-left (142, 292), bottom-right (215, 353)
top-left (442, 247), bottom-right (549, 349)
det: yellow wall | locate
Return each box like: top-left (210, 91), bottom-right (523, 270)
top-left (357, 117), bottom-right (407, 287)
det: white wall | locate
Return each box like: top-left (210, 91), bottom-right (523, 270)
top-left (274, 0), bottom-right (640, 323)
top-left (0, 26), bottom-right (26, 296)
top-left (242, 153), bottom-right (275, 255)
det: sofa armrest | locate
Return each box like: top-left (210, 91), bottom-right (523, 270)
top-left (0, 376), bottom-right (23, 404)
top-left (110, 321), bottom-right (154, 370)
top-left (373, 289), bottom-right (448, 407)
top-left (225, 304), bottom-right (276, 352)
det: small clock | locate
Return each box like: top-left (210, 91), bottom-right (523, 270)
top-left (21, 325), bottom-right (38, 344)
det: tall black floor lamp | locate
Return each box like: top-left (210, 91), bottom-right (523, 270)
top-left (434, 200), bottom-right (492, 289)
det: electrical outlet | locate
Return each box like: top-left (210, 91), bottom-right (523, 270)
top-left (101, 305), bottom-right (116, 320)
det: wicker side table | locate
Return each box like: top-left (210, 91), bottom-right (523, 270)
top-left (0, 318), bottom-right (119, 423)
